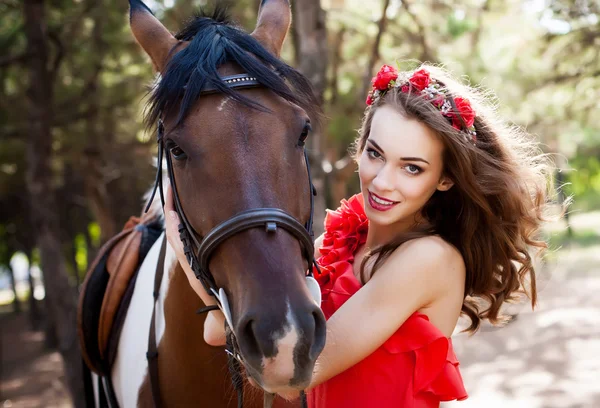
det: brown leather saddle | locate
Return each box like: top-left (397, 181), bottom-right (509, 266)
top-left (78, 213), bottom-right (163, 375)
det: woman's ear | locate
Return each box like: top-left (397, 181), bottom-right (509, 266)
top-left (437, 176), bottom-right (454, 192)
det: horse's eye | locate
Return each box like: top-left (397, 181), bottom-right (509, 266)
top-left (298, 121), bottom-right (312, 147)
top-left (170, 145), bottom-right (187, 160)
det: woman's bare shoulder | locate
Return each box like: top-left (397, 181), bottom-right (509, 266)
top-left (400, 235), bottom-right (462, 259)
top-left (385, 235), bottom-right (465, 285)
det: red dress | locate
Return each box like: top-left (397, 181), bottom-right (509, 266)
top-left (308, 194), bottom-right (468, 408)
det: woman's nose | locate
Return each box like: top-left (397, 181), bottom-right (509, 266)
top-left (372, 165), bottom-right (395, 192)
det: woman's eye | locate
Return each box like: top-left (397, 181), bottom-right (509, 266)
top-left (404, 164), bottom-right (422, 175)
top-left (298, 121), bottom-right (312, 147)
top-left (170, 145), bottom-right (187, 160)
top-left (366, 148), bottom-right (382, 160)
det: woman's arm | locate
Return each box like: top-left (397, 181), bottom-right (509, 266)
top-left (307, 237), bottom-right (464, 388)
top-left (163, 186), bottom-right (226, 346)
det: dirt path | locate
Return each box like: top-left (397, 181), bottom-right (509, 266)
top-left (1, 311), bottom-right (71, 408)
top-left (443, 223), bottom-right (600, 408)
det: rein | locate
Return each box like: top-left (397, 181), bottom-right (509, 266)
top-left (145, 72), bottom-right (320, 408)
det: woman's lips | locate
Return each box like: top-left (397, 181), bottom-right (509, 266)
top-left (368, 191), bottom-right (400, 212)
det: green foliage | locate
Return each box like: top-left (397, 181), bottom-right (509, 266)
top-left (88, 223), bottom-right (101, 249)
top-left (564, 155), bottom-right (600, 211)
top-left (446, 12), bottom-right (476, 39)
top-left (328, 113), bottom-right (358, 145)
top-left (30, 248), bottom-right (40, 267)
top-left (547, 227), bottom-right (600, 250)
top-left (74, 234), bottom-right (88, 275)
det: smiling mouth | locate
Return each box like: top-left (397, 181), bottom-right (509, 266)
top-left (368, 191), bottom-right (400, 211)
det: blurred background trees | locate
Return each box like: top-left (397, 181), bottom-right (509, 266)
top-left (1, 0), bottom-right (598, 404)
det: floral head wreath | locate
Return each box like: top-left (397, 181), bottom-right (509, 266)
top-left (366, 65), bottom-right (477, 143)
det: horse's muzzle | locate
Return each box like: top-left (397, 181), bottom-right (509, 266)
top-left (235, 299), bottom-right (326, 390)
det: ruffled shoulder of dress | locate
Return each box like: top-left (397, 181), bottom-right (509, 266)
top-left (313, 194), bottom-right (368, 287)
top-left (383, 313), bottom-right (468, 402)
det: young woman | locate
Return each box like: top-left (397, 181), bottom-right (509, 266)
top-left (163, 64), bottom-right (551, 407)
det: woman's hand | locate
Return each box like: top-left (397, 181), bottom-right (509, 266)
top-left (275, 389), bottom-right (302, 402)
top-left (163, 185), bottom-right (193, 277)
top-left (163, 185), bottom-right (227, 346)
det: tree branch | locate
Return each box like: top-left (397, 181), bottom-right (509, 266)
top-left (47, 30), bottom-right (65, 82)
top-left (470, 0), bottom-right (491, 57)
top-left (61, 0), bottom-right (99, 41)
top-left (360, 0), bottom-right (391, 99)
top-left (328, 26), bottom-right (346, 106)
top-left (0, 52), bottom-right (32, 68)
top-left (1, 94), bottom-right (133, 139)
top-left (401, 0), bottom-right (435, 63)
top-left (527, 68), bottom-right (600, 92)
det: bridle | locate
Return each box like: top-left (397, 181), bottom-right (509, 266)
top-left (145, 73), bottom-right (322, 408)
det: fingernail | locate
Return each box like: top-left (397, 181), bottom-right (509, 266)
top-left (169, 211), bottom-right (178, 221)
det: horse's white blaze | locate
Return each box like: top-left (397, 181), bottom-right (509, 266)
top-left (110, 233), bottom-right (171, 407)
top-left (261, 300), bottom-right (299, 390)
top-left (218, 96), bottom-right (231, 111)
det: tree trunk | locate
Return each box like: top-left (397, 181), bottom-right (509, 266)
top-left (328, 26), bottom-right (346, 106)
top-left (23, 0), bottom-right (85, 406)
top-left (84, 1), bottom-right (118, 244)
top-left (291, 0), bottom-right (328, 235)
top-left (8, 265), bottom-right (21, 313)
top-left (25, 250), bottom-right (42, 329)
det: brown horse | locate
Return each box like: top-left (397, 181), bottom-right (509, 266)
top-left (101, 1), bottom-right (326, 406)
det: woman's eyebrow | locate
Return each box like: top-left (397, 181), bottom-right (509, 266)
top-left (400, 157), bottom-right (430, 165)
top-left (367, 139), bottom-right (384, 152)
top-left (367, 139), bottom-right (430, 165)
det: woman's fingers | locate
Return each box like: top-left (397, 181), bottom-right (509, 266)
top-left (164, 182), bottom-right (175, 213)
top-left (276, 389), bottom-right (301, 401)
top-left (163, 185), bottom-right (183, 254)
top-left (164, 186), bottom-right (222, 313)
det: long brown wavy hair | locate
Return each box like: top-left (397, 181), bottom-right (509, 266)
top-left (354, 64), bottom-right (553, 333)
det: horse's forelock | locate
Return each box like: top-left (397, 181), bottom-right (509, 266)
top-left (144, 5), bottom-right (321, 131)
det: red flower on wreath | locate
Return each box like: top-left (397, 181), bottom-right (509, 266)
top-left (408, 69), bottom-right (430, 91)
top-left (449, 97), bottom-right (476, 130)
top-left (366, 92), bottom-right (374, 106)
top-left (372, 64), bottom-right (399, 91)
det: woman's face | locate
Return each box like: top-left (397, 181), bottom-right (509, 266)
top-left (358, 105), bottom-right (453, 232)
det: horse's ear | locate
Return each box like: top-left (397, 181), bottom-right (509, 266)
top-left (128, 0), bottom-right (178, 72)
top-left (251, 0), bottom-right (291, 57)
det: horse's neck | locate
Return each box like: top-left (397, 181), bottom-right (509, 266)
top-left (134, 252), bottom-right (256, 407)
top-left (128, 236), bottom-right (297, 408)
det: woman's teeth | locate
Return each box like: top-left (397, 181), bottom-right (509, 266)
top-left (372, 195), bottom-right (395, 205)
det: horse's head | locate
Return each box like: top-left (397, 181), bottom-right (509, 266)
top-left (129, 0), bottom-right (326, 391)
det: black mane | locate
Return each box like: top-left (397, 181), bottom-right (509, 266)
top-left (146, 5), bottom-right (320, 128)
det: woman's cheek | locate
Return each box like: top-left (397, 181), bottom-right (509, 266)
top-left (358, 156), bottom-right (375, 184)
top-left (400, 175), bottom-right (432, 201)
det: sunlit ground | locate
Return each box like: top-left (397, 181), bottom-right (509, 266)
top-left (0, 311), bottom-right (71, 408)
top-left (443, 211), bottom-right (600, 408)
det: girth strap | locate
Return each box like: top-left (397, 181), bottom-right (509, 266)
top-left (147, 238), bottom-right (167, 408)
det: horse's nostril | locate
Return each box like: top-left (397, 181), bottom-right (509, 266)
top-left (310, 308), bottom-right (327, 360)
top-left (239, 317), bottom-right (261, 357)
